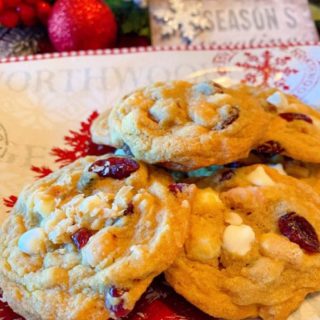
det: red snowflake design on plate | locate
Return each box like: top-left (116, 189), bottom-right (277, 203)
top-left (51, 111), bottom-right (115, 167)
top-left (2, 195), bottom-right (18, 209)
top-left (30, 166), bottom-right (53, 179)
top-left (236, 50), bottom-right (298, 90)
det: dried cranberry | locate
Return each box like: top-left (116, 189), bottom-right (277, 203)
top-left (279, 113), bottom-right (313, 124)
top-left (212, 82), bottom-right (224, 93)
top-left (71, 228), bottom-right (94, 249)
top-left (168, 183), bottom-right (188, 194)
top-left (108, 286), bottom-right (128, 298)
top-left (218, 169), bottom-right (235, 182)
top-left (218, 257), bottom-right (226, 270)
top-left (215, 106), bottom-right (240, 130)
top-left (278, 212), bottom-right (319, 253)
top-left (105, 287), bottom-right (130, 318)
top-left (87, 142), bottom-right (116, 156)
top-left (89, 157), bottom-right (139, 179)
top-left (123, 203), bottom-right (134, 216)
top-left (253, 141), bottom-right (284, 158)
top-left (107, 300), bottom-right (130, 318)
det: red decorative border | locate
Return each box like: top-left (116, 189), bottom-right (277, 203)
top-left (1, 41), bottom-right (319, 64)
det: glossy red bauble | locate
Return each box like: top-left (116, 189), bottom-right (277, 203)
top-left (48, 0), bottom-right (117, 52)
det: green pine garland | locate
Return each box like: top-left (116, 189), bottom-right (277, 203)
top-left (104, 0), bottom-right (150, 37)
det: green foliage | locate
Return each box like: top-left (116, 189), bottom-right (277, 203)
top-left (104, 0), bottom-right (150, 37)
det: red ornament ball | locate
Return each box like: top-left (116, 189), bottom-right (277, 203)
top-left (48, 0), bottom-right (117, 52)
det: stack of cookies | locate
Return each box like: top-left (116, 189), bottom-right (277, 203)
top-left (2, 80), bottom-right (320, 320)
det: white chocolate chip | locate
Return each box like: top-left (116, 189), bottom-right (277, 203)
top-left (311, 116), bottom-right (320, 129)
top-left (223, 224), bottom-right (255, 256)
top-left (268, 163), bottom-right (286, 175)
top-left (186, 216), bottom-right (222, 262)
top-left (247, 166), bottom-right (275, 187)
top-left (207, 94), bottom-right (230, 104)
top-left (81, 229), bottom-right (115, 267)
top-left (241, 257), bottom-right (284, 284)
top-left (78, 194), bottom-right (104, 214)
top-left (55, 173), bottom-right (72, 186)
top-left (267, 91), bottom-right (288, 109)
top-left (33, 192), bottom-right (55, 217)
top-left (260, 233), bottom-right (304, 266)
top-left (112, 186), bottom-right (134, 210)
top-left (213, 77), bottom-right (234, 88)
top-left (42, 209), bottom-right (66, 234)
top-left (193, 188), bottom-right (223, 212)
top-left (225, 211), bottom-right (243, 226)
top-left (149, 99), bottom-right (186, 125)
top-left (18, 228), bottom-right (47, 255)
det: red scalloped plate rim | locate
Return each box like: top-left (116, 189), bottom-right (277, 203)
top-left (0, 40), bottom-right (319, 64)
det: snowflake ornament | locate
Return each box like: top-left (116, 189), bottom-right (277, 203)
top-left (153, 0), bottom-right (211, 43)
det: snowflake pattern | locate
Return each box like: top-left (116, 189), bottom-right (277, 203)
top-left (51, 111), bottom-right (115, 167)
top-left (30, 165), bottom-right (53, 179)
top-left (236, 50), bottom-right (298, 90)
top-left (2, 195), bottom-right (17, 209)
top-left (153, 0), bottom-right (211, 43)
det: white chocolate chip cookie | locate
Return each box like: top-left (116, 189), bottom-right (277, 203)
top-left (165, 165), bottom-right (320, 320)
top-left (91, 81), bottom-right (269, 171)
top-left (0, 155), bottom-right (192, 319)
top-left (248, 87), bottom-right (320, 164)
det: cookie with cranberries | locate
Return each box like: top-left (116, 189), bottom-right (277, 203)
top-left (91, 81), bottom-right (269, 171)
top-left (0, 155), bottom-right (193, 319)
top-left (247, 87), bottom-right (320, 164)
top-left (165, 164), bottom-right (320, 320)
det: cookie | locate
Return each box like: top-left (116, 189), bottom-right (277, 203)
top-left (250, 87), bottom-right (320, 163)
top-left (0, 155), bottom-right (192, 319)
top-left (165, 165), bottom-right (320, 320)
top-left (91, 81), bottom-right (269, 171)
top-left (276, 158), bottom-right (320, 195)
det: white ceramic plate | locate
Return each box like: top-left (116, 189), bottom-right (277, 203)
top-left (0, 44), bottom-right (320, 320)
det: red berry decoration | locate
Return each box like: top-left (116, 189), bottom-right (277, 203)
top-left (5, 0), bottom-right (21, 8)
top-left (71, 228), bottom-right (94, 250)
top-left (48, 0), bottom-right (117, 52)
top-left (0, 0), bottom-right (5, 13)
top-left (17, 3), bottom-right (36, 26)
top-left (278, 212), bottom-right (320, 253)
top-left (0, 0), bottom-right (52, 28)
top-left (89, 157), bottom-right (139, 180)
top-left (279, 112), bottom-right (313, 124)
top-left (36, 0), bottom-right (51, 25)
top-left (0, 10), bottom-right (19, 27)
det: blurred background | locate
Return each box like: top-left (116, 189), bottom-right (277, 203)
top-left (0, 0), bottom-right (319, 58)
top-left (310, 0), bottom-right (320, 32)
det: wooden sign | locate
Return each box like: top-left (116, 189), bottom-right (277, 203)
top-left (150, 0), bottom-right (319, 46)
